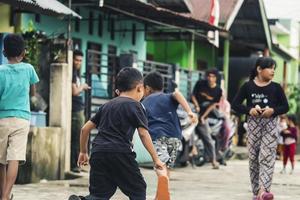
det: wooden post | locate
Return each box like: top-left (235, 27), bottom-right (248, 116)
top-left (223, 39), bottom-right (230, 93)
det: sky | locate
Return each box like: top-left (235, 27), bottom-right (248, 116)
top-left (264, 0), bottom-right (300, 21)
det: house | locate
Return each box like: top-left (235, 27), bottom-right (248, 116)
top-left (0, 0), bottom-right (221, 177)
top-left (0, 0), bottom-right (80, 183)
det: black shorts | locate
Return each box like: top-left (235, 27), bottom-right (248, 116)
top-left (86, 152), bottom-right (146, 200)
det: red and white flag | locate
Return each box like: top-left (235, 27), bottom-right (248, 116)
top-left (208, 0), bottom-right (220, 47)
top-left (209, 0), bottom-right (220, 26)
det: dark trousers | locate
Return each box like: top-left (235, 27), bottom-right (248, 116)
top-left (71, 110), bottom-right (85, 169)
top-left (86, 152), bottom-right (146, 200)
top-left (196, 121), bottom-right (216, 162)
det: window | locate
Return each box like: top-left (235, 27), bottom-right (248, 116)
top-left (35, 14), bottom-right (41, 23)
top-left (110, 18), bottom-right (115, 40)
top-left (197, 59), bottom-right (208, 71)
top-left (75, 8), bottom-right (80, 32)
top-left (72, 38), bottom-right (82, 50)
top-left (108, 45), bottom-right (117, 97)
top-left (98, 14), bottom-right (103, 37)
top-left (89, 12), bottom-right (94, 35)
top-left (132, 24), bottom-right (136, 46)
top-left (9, 8), bottom-right (16, 26)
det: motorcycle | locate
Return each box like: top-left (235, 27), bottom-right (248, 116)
top-left (175, 104), bottom-right (205, 167)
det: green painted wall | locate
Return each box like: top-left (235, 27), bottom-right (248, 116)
top-left (194, 41), bottom-right (216, 69)
top-left (0, 4), bottom-right (14, 33)
top-left (147, 41), bottom-right (190, 68)
top-left (272, 54), bottom-right (284, 83)
top-left (147, 40), bottom-right (215, 70)
top-left (272, 52), bottom-right (298, 85)
top-left (287, 60), bottom-right (299, 83)
top-left (277, 34), bottom-right (290, 49)
top-left (21, 7), bottom-right (146, 74)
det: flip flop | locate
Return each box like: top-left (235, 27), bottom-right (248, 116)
top-left (257, 192), bottom-right (274, 200)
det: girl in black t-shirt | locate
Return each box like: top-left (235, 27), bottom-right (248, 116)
top-left (232, 57), bottom-right (289, 200)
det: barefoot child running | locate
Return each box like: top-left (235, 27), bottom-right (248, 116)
top-left (232, 57), bottom-right (289, 200)
top-left (69, 67), bottom-right (164, 200)
top-left (0, 34), bottom-right (39, 200)
top-left (142, 72), bottom-right (198, 200)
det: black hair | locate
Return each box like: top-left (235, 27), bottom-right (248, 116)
top-left (287, 114), bottom-right (297, 126)
top-left (115, 67), bottom-right (143, 92)
top-left (73, 49), bottom-right (83, 57)
top-left (143, 71), bottom-right (164, 91)
top-left (3, 34), bottom-right (25, 58)
top-left (205, 68), bottom-right (219, 77)
top-left (249, 57), bottom-right (276, 80)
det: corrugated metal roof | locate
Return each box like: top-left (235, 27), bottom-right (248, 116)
top-left (148, 0), bottom-right (192, 13)
top-left (230, 0), bottom-right (270, 51)
top-left (103, 0), bottom-right (221, 31)
top-left (180, 0), bottom-right (243, 30)
top-left (0, 0), bottom-right (81, 18)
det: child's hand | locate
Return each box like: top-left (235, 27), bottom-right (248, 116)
top-left (154, 159), bottom-right (165, 170)
top-left (249, 107), bottom-right (262, 117)
top-left (77, 152), bottom-right (89, 168)
top-left (188, 112), bottom-right (198, 124)
top-left (261, 107), bottom-right (274, 118)
top-left (155, 165), bottom-right (168, 177)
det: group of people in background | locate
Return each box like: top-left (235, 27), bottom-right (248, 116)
top-left (0, 33), bottom-right (298, 200)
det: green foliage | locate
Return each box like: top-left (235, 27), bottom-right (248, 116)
top-left (286, 83), bottom-right (300, 122)
top-left (21, 21), bottom-right (47, 75)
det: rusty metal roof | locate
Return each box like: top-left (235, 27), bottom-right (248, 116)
top-left (183, 0), bottom-right (244, 30)
top-left (147, 0), bottom-right (192, 13)
top-left (0, 0), bottom-right (81, 18)
top-left (102, 0), bottom-right (222, 31)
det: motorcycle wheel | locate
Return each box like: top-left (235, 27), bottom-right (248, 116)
top-left (194, 154), bottom-right (206, 166)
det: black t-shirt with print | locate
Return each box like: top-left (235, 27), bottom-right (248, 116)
top-left (72, 70), bottom-right (84, 112)
top-left (232, 80), bottom-right (289, 116)
top-left (192, 80), bottom-right (222, 115)
top-left (90, 96), bottom-right (148, 153)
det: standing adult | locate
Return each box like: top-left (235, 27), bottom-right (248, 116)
top-left (71, 50), bottom-right (90, 173)
top-left (191, 68), bottom-right (222, 169)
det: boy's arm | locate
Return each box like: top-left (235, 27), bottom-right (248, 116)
top-left (173, 89), bottom-right (198, 123)
top-left (80, 120), bottom-right (96, 153)
top-left (30, 84), bottom-right (36, 97)
top-left (191, 81), bottom-right (201, 112)
top-left (77, 120), bottom-right (96, 167)
top-left (191, 95), bottom-right (200, 113)
top-left (30, 84), bottom-right (39, 107)
top-left (201, 103), bottom-right (218, 120)
top-left (137, 127), bottom-right (164, 169)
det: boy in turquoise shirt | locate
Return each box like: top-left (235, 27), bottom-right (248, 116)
top-left (0, 34), bottom-right (39, 200)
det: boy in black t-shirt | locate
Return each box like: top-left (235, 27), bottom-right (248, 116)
top-left (69, 68), bottom-right (164, 200)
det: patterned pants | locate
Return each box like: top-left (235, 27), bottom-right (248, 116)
top-left (153, 137), bottom-right (181, 168)
top-left (247, 116), bottom-right (279, 195)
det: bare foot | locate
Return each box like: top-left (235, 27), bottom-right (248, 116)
top-left (212, 161), bottom-right (219, 169)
